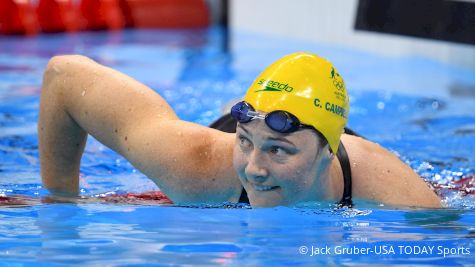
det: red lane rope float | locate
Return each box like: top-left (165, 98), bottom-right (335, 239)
top-left (80, 0), bottom-right (125, 30)
top-left (119, 0), bottom-right (209, 28)
top-left (0, 0), bottom-right (39, 35)
top-left (2, 175), bottom-right (472, 207)
top-left (99, 191), bottom-right (174, 205)
top-left (0, 191), bottom-right (173, 207)
top-left (433, 174), bottom-right (475, 195)
top-left (453, 174), bottom-right (475, 195)
top-left (0, 196), bottom-right (39, 207)
top-left (37, 0), bottom-right (82, 33)
top-left (1, 0), bottom-right (210, 35)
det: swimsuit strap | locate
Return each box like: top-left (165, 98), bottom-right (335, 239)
top-left (238, 187), bottom-right (250, 204)
top-left (336, 142), bottom-right (353, 208)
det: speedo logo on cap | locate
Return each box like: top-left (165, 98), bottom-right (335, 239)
top-left (255, 79), bottom-right (294, 93)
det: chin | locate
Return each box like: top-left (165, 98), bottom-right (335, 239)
top-left (244, 187), bottom-right (283, 207)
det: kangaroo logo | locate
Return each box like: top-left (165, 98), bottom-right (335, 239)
top-left (331, 67), bottom-right (345, 91)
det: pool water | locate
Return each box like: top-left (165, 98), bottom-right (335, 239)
top-left (1, 28), bottom-right (475, 266)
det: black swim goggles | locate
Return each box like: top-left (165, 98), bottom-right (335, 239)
top-left (231, 101), bottom-right (313, 133)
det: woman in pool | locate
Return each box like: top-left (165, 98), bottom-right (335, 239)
top-left (38, 52), bottom-right (441, 208)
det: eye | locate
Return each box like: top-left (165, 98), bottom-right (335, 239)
top-left (269, 146), bottom-right (288, 156)
top-left (238, 135), bottom-right (252, 150)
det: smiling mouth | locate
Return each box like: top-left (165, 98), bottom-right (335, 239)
top-left (254, 185), bottom-right (280, 192)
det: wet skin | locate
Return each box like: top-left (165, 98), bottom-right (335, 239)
top-left (39, 55), bottom-right (442, 208)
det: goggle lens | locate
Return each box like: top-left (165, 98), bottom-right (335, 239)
top-left (231, 101), bottom-right (252, 123)
top-left (265, 111), bottom-right (294, 133)
top-left (231, 101), bottom-right (305, 134)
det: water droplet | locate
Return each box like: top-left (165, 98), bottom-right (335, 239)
top-left (81, 90), bottom-right (86, 96)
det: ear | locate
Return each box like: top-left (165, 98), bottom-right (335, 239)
top-left (316, 142), bottom-right (333, 166)
top-left (328, 147), bottom-right (336, 162)
top-left (319, 142), bottom-right (333, 159)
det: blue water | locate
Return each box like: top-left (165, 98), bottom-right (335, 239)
top-left (1, 28), bottom-right (475, 266)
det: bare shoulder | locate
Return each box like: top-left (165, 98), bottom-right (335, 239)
top-left (46, 55), bottom-right (129, 84)
top-left (45, 54), bottom-right (95, 74)
top-left (48, 54), bottom-right (95, 65)
top-left (340, 134), bottom-right (441, 208)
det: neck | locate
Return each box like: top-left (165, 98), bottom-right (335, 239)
top-left (329, 156), bottom-right (345, 200)
top-left (314, 156), bottom-right (343, 201)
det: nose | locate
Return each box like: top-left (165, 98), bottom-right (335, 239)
top-left (244, 150), bottom-right (269, 183)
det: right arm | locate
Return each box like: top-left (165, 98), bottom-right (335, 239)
top-left (39, 55), bottom-right (242, 203)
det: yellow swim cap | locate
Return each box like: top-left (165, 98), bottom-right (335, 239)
top-left (244, 52), bottom-right (349, 153)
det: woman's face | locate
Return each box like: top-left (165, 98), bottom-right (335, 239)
top-left (233, 118), bottom-right (331, 207)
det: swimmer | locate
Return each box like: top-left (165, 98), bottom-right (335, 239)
top-left (38, 52), bottom-right (441, 208)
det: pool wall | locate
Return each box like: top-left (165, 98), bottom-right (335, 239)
top-left (230, 0), bottom-right (475, 71)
